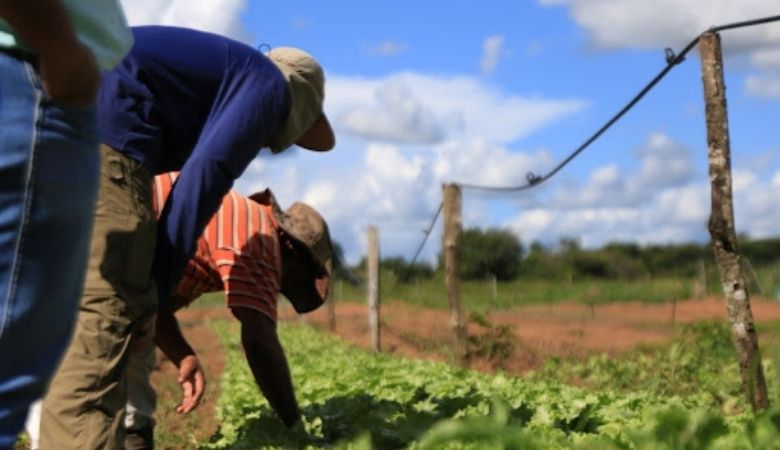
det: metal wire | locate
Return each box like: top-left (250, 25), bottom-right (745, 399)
top-left (456, 14), bottom-right (780, 193)
top-left (408, 14), bottom-right (780, 261)
top-left (409, 201), bottom-right (443, 265)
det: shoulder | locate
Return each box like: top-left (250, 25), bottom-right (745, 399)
top-left (232, 48), bottom-right (288, 92)
top-left (131, 25), bottom-right (227, 43)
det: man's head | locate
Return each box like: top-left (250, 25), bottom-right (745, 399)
top-left (267, 47), bottom-right (335, 153)
top-left (250, 189), bottom-right (332, 313)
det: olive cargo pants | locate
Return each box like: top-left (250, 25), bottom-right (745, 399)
top-left (39, 145), bottom-right (157, 450)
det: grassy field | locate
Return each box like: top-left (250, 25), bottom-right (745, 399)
top-left (327, 260), bottom-right (780, 312)
top-left (330, 275), bottom-right (765, 312)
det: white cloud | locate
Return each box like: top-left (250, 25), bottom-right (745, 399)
top-left (229, 68), bottom-right (587, 263)
top-left (480, 34), bottom-right (505, 75)
top-left (540, 0), bottom-right (780, 51)
top-left (292, 17), bottom-right (308, 31)
top-left (751, 49), bottom-right (780, 68)
top-left (337, 78), bottom-right (446, 144)
top-left (433, 138), bottom-right (553, 188)
top-left (525, 41), bottom-right (545, 58)
top-left (591, 165), bottom-right (621, 186)
top-left (734, 181), bottom-right (780, 239)
top-left (745, 74), bottom-right (780, 98)
top-left (733, 169), bottom-right (758, 192)
top-left (553, 164), bottom-right (633, 208)
top-left (510, 182), bottom-right (712, 249)
top-left (328, 73), bottom-right (588, 145)
top-left (119, 0), bottom-right (250, 42)
top-left (635, 132), bottom-right (695, 188)
top-left (550, 132), bottom-right (697, 209)
top-left (367, 40), bottom-right (407, 57)
top-left (236, 124), bottom-right (778, 265)
top-left (502, 132), bottom-right (776, 250)
top-left (541, 0), bottom-right (780, 100)
top-left (235, 138), bottom-right (556, 264)
top-left (654, 185), bottom-right (709, 224)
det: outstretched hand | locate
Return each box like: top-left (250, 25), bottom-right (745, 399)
top-left (176, 354), bottom-right (206, 414)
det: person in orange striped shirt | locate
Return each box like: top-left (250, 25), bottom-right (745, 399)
top-left (128, 172), bottom-right (333, 448)
top-left (25, 172), bottom-right (333, 449)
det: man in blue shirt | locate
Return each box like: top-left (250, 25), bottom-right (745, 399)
top-left (39, 26), bottom-right (335, 449)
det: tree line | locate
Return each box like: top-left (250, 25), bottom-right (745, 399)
top-left (337, 228), bottom-right (780, 283)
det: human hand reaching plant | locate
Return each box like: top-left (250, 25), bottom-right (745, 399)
top-left (176, 354), bottom-right (206, 414)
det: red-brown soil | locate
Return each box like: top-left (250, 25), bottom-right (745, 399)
top-left (301, 296), bottom-right (780, 373)
top-left (151, 296), bottom-right (780, 447)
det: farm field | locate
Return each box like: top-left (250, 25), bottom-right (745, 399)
top-left (147, 295), bottom-right (780, 448)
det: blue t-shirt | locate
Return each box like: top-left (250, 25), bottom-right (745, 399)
top-left (98, 25), bottom-right (291, 302)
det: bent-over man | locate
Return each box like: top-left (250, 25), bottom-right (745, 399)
top-left (124, 172), bottom-right (332, 449)
top-left (40, 25), bottom-right (335, 449)
top-left (27, 173), bottom-right (332, 449)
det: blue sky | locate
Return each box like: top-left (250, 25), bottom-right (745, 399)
top-left (121, 0), bottom-right (780, 265)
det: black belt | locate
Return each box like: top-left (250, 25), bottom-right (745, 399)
top-left (0, 46), bottom-right (39, 67)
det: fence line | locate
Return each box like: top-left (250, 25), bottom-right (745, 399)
top-left (407, 14), bottom-right (780, 263)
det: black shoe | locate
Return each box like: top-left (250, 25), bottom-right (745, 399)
top-left (124, 426), bottom-right (154, 450)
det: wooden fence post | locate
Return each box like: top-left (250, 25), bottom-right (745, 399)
top-left (700, 31), bottom-right (768, 410)
top-left (443, 184), bottom-right (468, 366)
top-left (326, 280), bottom-right (337, 332)
top-left (367, 225), bottom-right (381, 352)
top-left (693, 259), bottom-right (708, 299)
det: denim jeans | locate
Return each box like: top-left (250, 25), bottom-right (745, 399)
top-left (0, 53), bottom-right (99, 447)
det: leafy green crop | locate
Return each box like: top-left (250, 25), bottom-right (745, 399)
top-left (528, 321), bottom-right (756, 411)
top-left (203, 321), bottom-right (780, 449)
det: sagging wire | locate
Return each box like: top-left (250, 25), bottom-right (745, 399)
top-left (407, 14), bottom-right (780, 262)
top-left (456, 14), bottom-right (780, 193)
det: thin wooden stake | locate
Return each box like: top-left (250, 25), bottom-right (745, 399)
top-left (326, 280), bottom-right (337, 332)
top-left (443, 184), bottom-right (468, 366)
top-left (693, 259), bottom-right (708, 299)
top-left (367, 225), bottom-right (381, 352)
top-left (700, 31), bottom-right (768, 411)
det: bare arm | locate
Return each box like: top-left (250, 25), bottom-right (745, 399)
top-left (231, 306), bottom-right (300, 427)
top-left (0, 0), bottom-right (99, 104)
top-left (154, 304), bottom-right (206, 414)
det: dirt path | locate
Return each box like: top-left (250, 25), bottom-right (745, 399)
top-left (152, 296), bottom-right (780, 447)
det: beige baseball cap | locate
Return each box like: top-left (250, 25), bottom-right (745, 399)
top-left (267, 47), bottom-right (335, 152)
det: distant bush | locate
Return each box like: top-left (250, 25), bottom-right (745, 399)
top-left (381, 257), bottom-right (434, 283)
top-left (444, 227), bottom-right (524, 281)
top-left (344, 234), bottom-right (780, 286)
